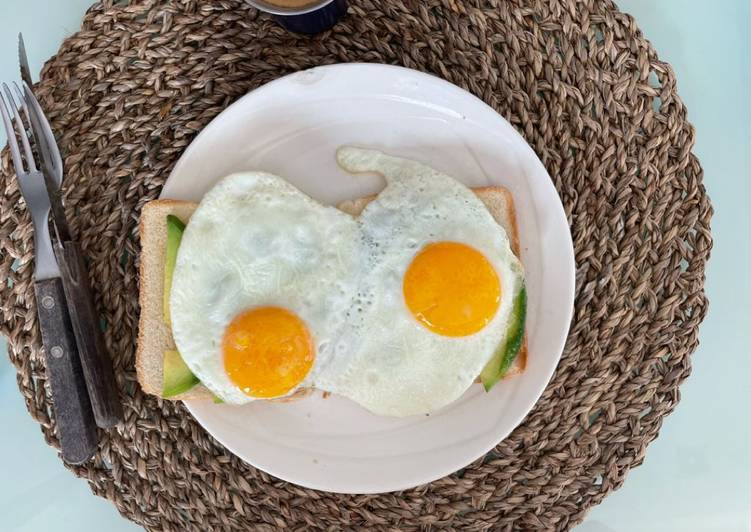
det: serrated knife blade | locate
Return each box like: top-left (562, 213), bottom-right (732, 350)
top-left (18, 33), bottom-right (33, 88)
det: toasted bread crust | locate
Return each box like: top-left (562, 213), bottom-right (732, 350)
top-left (138, 186), bottom-right (527, 401)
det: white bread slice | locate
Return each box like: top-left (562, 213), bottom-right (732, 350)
top-left (137, 187), bottom-right (526, 401)
top-left (137, 201), bottom-right (313, 402)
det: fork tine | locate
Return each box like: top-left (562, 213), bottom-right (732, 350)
top-left (3, 83), bottom-right (37, 173)
top-left (13, 82), bottom-right (49, 173)
top-left (21, 82), bottom-right (61, 176)
top-left (0, 90), bottom-right (25, 174)
top-left (12, 83), bottom-right (31, 127)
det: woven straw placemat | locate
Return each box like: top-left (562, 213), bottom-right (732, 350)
top-left (0, 1), bottom-right (712, 530)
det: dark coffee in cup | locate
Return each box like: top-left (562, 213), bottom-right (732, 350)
top-left (246, 0), bottom-right (348, 35)
top-left (263, 0), bottom-right (319, 6)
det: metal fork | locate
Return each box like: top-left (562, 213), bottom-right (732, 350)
top-left (2, 84), bottom-right (58, 279)
top-left (1, 83), bottom-right (97, 464)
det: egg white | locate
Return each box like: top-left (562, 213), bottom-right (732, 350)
top-left (170, 150), bottom-right (525, 415)
top-left (314, 147), bottom-right (525, 417)
top-left (169, 172), bottom-right (361, 404)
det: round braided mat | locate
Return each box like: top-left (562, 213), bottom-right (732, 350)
top-left (0, 0), bottom-right (712, 530)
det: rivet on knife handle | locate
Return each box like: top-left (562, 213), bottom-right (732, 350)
top-left (56, 241), bottom-right (123, 428)
top-left (35, 278), bottom-right (98, 464)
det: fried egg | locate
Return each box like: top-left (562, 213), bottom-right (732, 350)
top-left (313, 147), bottom-right (525, 417)
top-left (170, 148), bottom-right (525, 416)
top-left (169, 172), bottom-right (361, 404)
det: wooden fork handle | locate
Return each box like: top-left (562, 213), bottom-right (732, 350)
top-left (35, 277), bottom-right (98, 464)
top-left (55, 241), bottom-right (123, 428)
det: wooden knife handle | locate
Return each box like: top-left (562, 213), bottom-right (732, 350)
top-left (35, 278), bottom-right (98, 464)
top-left (55, 241), bottom-right (123, 428)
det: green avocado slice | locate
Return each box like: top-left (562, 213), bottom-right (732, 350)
top-left (480, 284), bottom-right (527, 391)
top-left (162, 215), bottom-right (199, 397)
top-left (163, 214), bottom-right (186, 326)
top-left (163, 350), bottom-right (200, 397)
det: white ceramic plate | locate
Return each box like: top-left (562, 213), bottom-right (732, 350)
top-left (161, 63), bottom-right (575, 494)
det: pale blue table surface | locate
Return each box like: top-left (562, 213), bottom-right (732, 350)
top-left (1, 2), bottom-right (749, 531)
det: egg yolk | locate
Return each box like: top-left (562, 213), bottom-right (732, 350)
top-left (223, 306), bottom-right (314, 398)
top-left (403, 242), bottom-right (501, 337)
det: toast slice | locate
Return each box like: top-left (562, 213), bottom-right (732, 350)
top-left (136, 187), bottom-right (527, 401)
top-left (337, 187), bottom-right (527, 381)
